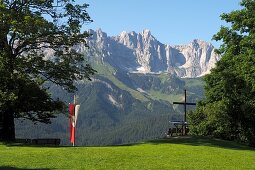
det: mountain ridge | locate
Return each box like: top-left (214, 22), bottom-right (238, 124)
top-left (84, 29), bottom-right (220, 78)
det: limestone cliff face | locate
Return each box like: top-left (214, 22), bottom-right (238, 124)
top-left (84, 29), bottom-right (220, 78)
top-left (173, 39), bottom-right (220, 77)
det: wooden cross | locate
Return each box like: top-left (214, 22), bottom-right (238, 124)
top-left (173, 89), bottom-right (196, 123)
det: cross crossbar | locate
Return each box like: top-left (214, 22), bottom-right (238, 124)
top-left (173, 102), bottom-right (196, 105)
top-left (173, 89), bottom-right (196, 123)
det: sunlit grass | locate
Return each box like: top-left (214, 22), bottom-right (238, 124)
top-left (0, 136), bottom-right (254, 170)
top-left (148, 90), bottom-right (183, 103)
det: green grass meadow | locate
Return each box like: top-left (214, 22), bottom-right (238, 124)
top-left (0, 137), bottom-right (255, 170)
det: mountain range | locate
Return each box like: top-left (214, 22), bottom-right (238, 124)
top-left (15, 29), bottom-right (220, 146)
top-left (84, 29), bottom-right (220, 78)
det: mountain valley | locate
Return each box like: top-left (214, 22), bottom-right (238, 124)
top-left (15, 29), bottom-right (219, 146)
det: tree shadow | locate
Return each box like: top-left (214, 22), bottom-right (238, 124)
top-left (0, 166), bottom-right (52, 170)
top-left (1, 141), bottom-right (64, 148)
top-left (2, 139), bottom-right (62, 148)
top-left (148, 136), bottom-right (255, 151)
top-left (3, 136), bottom-right (254, 152)
top-left (104, 142), bottom-right (144, 147)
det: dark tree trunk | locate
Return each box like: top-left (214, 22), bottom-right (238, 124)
top-left (0, 46), bottom-right (16, 141)
top-left (0, 109), bottom-right (15, 141)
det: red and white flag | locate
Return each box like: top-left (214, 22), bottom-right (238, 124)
top-left (69, 96), bottom-right (80, 146)
top-left (69, 103), bottom-right (75, 145)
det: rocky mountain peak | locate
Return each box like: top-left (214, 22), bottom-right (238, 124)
top-left (142, 29), bottom-right (151, 35)
top-left (86, 29), bottom-right (220, 78)
top-left (141, 29), bottom-right (152, 38)
top-left (190, 39), bottom-right (213, 50)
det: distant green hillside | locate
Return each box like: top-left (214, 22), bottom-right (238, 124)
top-left (15, 53), bottom-right (205, 146)
top-left (1, 137), bottom-right (255, 170)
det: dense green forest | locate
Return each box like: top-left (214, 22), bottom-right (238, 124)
top-left (189, 0), bottom-right (255, 146)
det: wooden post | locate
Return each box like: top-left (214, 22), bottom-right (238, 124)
top-left (184, 89), bottom-right (187, 122)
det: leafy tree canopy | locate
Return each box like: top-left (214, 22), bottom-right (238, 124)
top-left (0, 0), bottom-right (96, 140)
top-left (188, 0), bottom-right (255, 146)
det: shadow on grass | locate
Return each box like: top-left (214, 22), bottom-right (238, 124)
top-left (1, 140), bottom-right (67, 148)
top-left (1, 142), bottom-right (137, 148)
top-left (2, 142), bottom-right (62, 148)
top-left (148, 136), bottom-right (255, 151)
top-left (2, 136), bottom-right (254, 151)
top-left (0, 166), bottom-right (52, 170)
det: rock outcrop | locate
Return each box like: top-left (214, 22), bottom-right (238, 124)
top-left (84, 29), bottom-right (220, 78)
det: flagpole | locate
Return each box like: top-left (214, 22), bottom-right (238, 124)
top-left (73, 95), bottom-right (75, 147)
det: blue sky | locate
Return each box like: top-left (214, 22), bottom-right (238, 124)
top-left (80, 0), bottom-right (242, 48)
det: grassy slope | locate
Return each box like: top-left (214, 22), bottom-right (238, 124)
top-left (1, 137), bottom-right (255, 170)
top-left (92, 60), bottom-right (149, 102)
top-left (90, 57), bottom-right (206, 106)
top-left (148, 90), bottom-right (183, 103)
